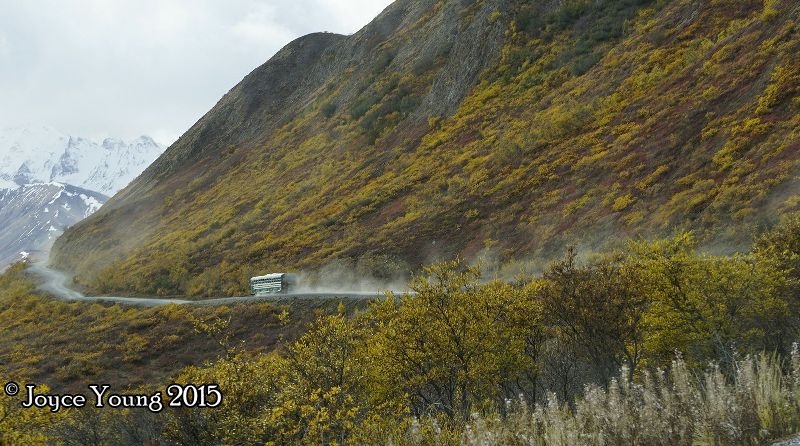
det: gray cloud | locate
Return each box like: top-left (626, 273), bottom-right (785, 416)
top-left (0, 0), bottom-right (393, 145)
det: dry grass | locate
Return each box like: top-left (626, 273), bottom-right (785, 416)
top-left (402, 348), bottom-right (800, 446)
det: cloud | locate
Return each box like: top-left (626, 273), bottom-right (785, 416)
top-left (0, 0), bottom-right (394, 145)
top-left (320, 0), bottom-right (393, 30)
top-left (232, 4), bottom-right (295, 46)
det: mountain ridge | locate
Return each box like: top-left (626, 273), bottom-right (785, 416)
top-left (0, 125), bottom-right (165, 195)
top-left (0, 182), bottom-right (107, 267)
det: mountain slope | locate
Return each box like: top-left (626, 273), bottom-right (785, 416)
top-left (53, 0), bottom-right (800, 297)
top-left (0, 126), bottom-right (165, 195)
top-left (0, 183), bottom-right (107, 267)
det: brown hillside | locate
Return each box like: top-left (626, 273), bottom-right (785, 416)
top-left (52, 0), bottom-right (800, 296)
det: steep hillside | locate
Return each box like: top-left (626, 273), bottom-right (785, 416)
top-left (52, 0), bottom-right (800, 296)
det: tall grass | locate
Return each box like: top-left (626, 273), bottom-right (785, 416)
top-left (402, 347), bottom-right (800, 446)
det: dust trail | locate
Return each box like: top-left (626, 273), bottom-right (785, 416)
top-left (291, 256), bottom-right (412, 295)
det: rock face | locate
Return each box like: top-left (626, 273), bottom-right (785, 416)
top-left (0, 183), bottom-right (107, 268)
top-left (0, 126), bottom-right (165, 195)
top-left (52, 0), bottom-right (800, 297)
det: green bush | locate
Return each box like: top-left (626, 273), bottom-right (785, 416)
top-left (321, 101), bottom-right (337, 118)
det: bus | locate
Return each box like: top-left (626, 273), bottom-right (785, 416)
top-left (249, 273), bottom-right (297, 295)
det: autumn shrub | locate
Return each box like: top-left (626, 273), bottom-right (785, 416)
top-left (0, 379), bottom-right (57, 445)
top-left (628, 234), bottom-right (796, 368)
top-left (365, 260), bottom-right (544, 420)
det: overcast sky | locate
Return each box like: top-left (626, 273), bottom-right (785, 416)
top-left (0, 0), bottom-right (394, 145)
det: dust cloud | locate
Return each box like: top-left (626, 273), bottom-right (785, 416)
top-left (292, 255), bottom-right (412, 294)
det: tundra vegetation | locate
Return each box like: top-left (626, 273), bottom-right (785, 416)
top-left (2, 214), bottom-right (800, 444)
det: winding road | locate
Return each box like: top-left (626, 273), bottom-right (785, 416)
top-left (27, 263), bottom-right (387, 307)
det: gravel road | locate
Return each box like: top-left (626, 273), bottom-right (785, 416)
top-left (27, 263), bottom-right (386, 307)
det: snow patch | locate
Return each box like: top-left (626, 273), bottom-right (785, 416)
top-left (0, 178), bottom-right (18, 190)
top-left (82, 195), bottom-right (103, 216)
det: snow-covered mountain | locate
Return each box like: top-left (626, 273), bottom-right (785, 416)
top-left (0, 125), bottom-right (164, 269)
top-left (0, 125), bottom-right (165, 195)
top-left (0, 182), bottom-right (107, 267)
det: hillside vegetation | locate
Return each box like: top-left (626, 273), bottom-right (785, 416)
top-left (8, 214), bottom-right (800, 445)
top-left (53, 0), bottom-right (800, 296)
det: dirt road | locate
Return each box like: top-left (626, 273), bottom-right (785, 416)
top-left (27, 263), bottom-right (387, 307)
